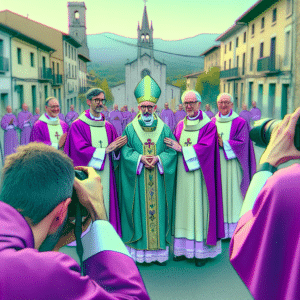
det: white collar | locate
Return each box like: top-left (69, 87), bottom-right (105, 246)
top-left (220, 112), bottom-right (231, 118)
top-left (46, 113), bottom-right (58, 121)
top-left (188, 110), bottom-right (200, 120)
top-left (89, 111), bottom-right (102, 121)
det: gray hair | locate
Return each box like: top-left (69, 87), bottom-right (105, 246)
top-left (86, 88), bottom-right (105, 100)
top-left (217, 93), bottom-right (234, 103)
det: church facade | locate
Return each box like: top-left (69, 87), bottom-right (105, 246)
top-left (111, 5), bottom-right (180, 112)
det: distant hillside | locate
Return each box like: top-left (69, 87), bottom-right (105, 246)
top-left (87, 33), bottom-right (220, 87)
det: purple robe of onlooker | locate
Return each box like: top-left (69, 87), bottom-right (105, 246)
top-left (239, 110), bottom-right (252, 127)
top-left (1, 113), bottom-right (19, 157)
top-left (174, 110), bottom-right (186, 127)
top-left (131, 110), bottom-right (137, 121)
top-left (250, 107), bottom-right (261, 121)
top-left (230, 164), bottom-right (300, 300)
top-left (205, 110), bottom-right (215, 119)
top-left (160, 109), bottom-right (176, 132)
top-left (30, 114), bottom-right (40, 126)
top-left (102, 110), bottom-right (110, 122)
top-left (122, 110), bottom-right (132, 131)
top-left (109, 110), bottom-right (123, 136)
top-left (212, 115), bottom-right (256, 198)
top-left (65, 111), bottom-right (79, 127)
top-left (58, 113), bottom-right (65, 122)
top-left (0, 201), bottom-right (150, 299)
top-left (18, 110), bottom-right (33, 145)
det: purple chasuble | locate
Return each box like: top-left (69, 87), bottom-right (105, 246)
top-left (160, 109), bottom-right (176, 132)
top-left (18, 110), bottom-right (33, 145)
top-left (250, 107), bottom-right (261, 121)
top-left (109, 110), bottom-right (123, 136)
top-left (30, 114), bottom-right (68, 146)
top-left (230, 164), bottom-right (300, 300)
top-left (212, 115), bottom-right (256, 198)
top-left (174, 110), bottom-right (186, 127)
top-left (103, 110), bottom-right (110, 122)
top-left (64, 110), bottom-right (122, 236)
top-left (205, 110), bottom-right (215, 119)
top-left (1, 113), bottom-right (19, 157)
top-left (0, 202), bottom-right (149, 299)
top-left (239, 110), bottom-right (252, 127)
top-left (58, 113), bottom-right (65, 122)
top-left (30, 114), bottom-right (40, 126)
top-left (122, 110), bottom-right (132, 132)
top-left (65, 111), bottom-right (79, 127)
top-left (174, 111), bottom-right (224, 245)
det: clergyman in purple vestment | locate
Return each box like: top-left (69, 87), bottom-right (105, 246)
top-left (30, 107), bottom-right (40, 126)
top-left (239, 103), bottom-right (252, 127)
top-left (165, 90), bottom-right (224, 267)
top-left (0, 143), bottom-right (150, 300)
top-left (18, 103), bottom-right (33, 145)
top-left (121, 105), bottom-right (132, 131)
top-left (212, 93), bottom-right (256, 238)
top-left (109, 104), bottom-right (124, 136)
top-left (1, 106), bottom-right (19, 157)
top-left (205, 104), bottom-right (215, 119)
top-left (230, 107), bottom-right (300, 300)
top-left (102, 105), bottom-right (110, 122)
top-left (30, 97), bottom-right (68, 149)
top-left (174, 104), bottom-right (186, 127)
top-left (64, 88), bottom-right (127, 237)
top-left (160, 102), bottom-right (176, 132)
top-left (250, 101), bottom-right (261, 121)
top-left (65, 105), bottom-right (79, 127)
top-left (58, 112), bottom-right (65, 122)
top-left (131, 107), bottom-right (137, 121)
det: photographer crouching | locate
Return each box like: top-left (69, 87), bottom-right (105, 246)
top-left (0, 143), bottom-right (150, 299)
top-left (229, 107), bottom-right (300, 300)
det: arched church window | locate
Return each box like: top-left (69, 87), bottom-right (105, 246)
top-left (141, 69), bottom-right (151, 78)
top-left (141, 34), bottom-right (145, 42)
top-left (145, 34), bottom-right (149, 42)
top-left (74, 11), bottom-right (80, 20)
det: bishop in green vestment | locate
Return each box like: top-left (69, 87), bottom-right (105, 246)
top-left (119, 75), bottom-right (177, 264)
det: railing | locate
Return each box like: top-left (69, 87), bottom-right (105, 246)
top-left (0, 57), bottom-right (9, 72)
top-left (257, 55), bottom-right (281, 73)
top-left (220, 67), bottom-right (239, 79)
top-left (39, 67), bottom-right (52, 80)
top-left (52, 74), bottom-right (63, 86)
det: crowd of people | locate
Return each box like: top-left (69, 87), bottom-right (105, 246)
top-left (5, 73), bottom-right (299, 299)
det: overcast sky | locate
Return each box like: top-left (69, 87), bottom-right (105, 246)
top-left (0, 0), bottom-right (259, 40)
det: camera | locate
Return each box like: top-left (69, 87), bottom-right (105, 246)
top-left (68, 169), bottom-right (89, 217)
top-left (250, 117), bottom-right (300, 151)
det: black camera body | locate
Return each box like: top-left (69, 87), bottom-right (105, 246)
top-left (68, 170), bottom-right (89, 217)
top-left (250, 117), bottom-right (300, 151)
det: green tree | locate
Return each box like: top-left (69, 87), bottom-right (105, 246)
top-left (100, 78), bottom-right (114, 107)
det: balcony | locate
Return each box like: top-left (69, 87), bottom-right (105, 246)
top-left (220, 67), bottom-right (240, 79)
top-left (39, 67), bottom-right (52, 81)
top-left (52, 74), bottom-right (63, 86)
top-left (79, 86), bottom-right (90, 94)
top-left (0, 56), bottom-right (9, 73)
top-left (257, 55), bottom-right (281, 74)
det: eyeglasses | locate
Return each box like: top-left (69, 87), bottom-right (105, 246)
top-left (48, 105), bottom-right (60, 109)
top-left (140, 105), bottom-right (155, 110)
top-left (183, 102), bottom-right (198, 107)
top-left (92, 99), bottom-right (106, 104)
top-left (217, 101), bottom-right (231, 105)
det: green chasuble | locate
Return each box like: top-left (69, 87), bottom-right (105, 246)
top-left (119, 113), bottom-right (177, 250)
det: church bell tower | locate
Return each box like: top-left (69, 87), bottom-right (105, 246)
top-left (137, 4), bottom-right (154, 59)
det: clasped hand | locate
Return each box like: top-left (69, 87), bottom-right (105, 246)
top-left (141, 155), bottom-right (159, 169)
top-left (105, 136), bottom-right (127, 154)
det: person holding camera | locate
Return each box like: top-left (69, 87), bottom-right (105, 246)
top-left (64, 88), bottom-right (127, 237)
top-left (0, 143), bottom-right (150, 299)
top-left (212, 93), bottom-right (256, 239)
top-left (230, 107), bottom-right (300, 300)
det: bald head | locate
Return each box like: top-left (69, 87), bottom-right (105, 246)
top-left (178, 104), bottom-right (183, 111)
top-left (22, 103), bottom-right (28, 111)
top-left (252, 101), bottom-right (257, 108)
top-left (70, 105), bottom-right (74, 111)
top-left (6, 106), bottom-right (12, 114)
top-left (164, 103), bottom-right (169, 109)
top-left (35, 107), bottom-right (40, 114)
top-left (114, 104), bottom-right (118, 111)
top-left (242, 103), bottom-right (247, 111)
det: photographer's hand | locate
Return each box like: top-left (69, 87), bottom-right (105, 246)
top-left (73, 166), bottom-right (108, 222)
top-left (260, 107), bottom-right (300, 167)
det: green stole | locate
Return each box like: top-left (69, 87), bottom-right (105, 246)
top-left (39, 114), bottom-right (63, 144)
top-left (131, 114), bottom-right (164, 250)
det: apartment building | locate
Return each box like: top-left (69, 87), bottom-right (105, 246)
top-left (184, 71), bottom-right (204, 91)
top-left (217, 0), bottom-right (294, 118)
top-left (200, 45), bottom-right (220, 73)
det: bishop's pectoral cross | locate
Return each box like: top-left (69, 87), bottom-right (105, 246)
top-left (55, 132), bottom-right (60, 140)
top-left (99, 140), bottom-right (103, 148)
top-left (145, 139), bottom-right (154, 149)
